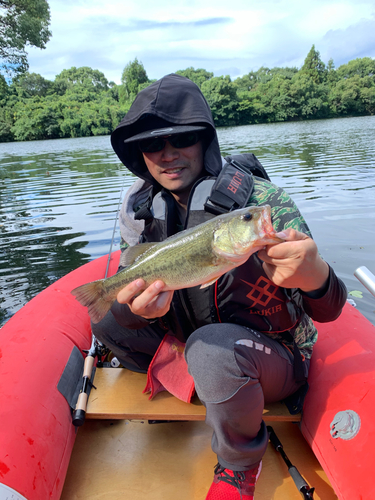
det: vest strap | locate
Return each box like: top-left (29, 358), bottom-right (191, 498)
top-left (204, 161), bottom-right (254, 215)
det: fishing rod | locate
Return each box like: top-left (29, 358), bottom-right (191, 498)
top-left (72, 181), bottom-right (125, 427)
top-left (354, 266), bottom-right (375, 298)
top-left (267, 426), bottom-right (315, 499)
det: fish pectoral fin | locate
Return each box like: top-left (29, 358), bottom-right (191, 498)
top-left (213, 247), bottom-right (260, 264)
top-left (119, 242), bottom-right (157, 267)
top-left (199, 276), bottom-right (220, 289)
top-left (213, 248), bottom-right (245, 261)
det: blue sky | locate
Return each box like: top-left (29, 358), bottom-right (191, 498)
top-left (27, 0), bottom-right (375, 84)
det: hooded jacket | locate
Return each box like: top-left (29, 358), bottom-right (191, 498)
top-left (110, 74), bottom-right (347, 357)
top-left (111, 73), bottom-right (223, 184)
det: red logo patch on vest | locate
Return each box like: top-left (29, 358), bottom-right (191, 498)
top-left (227, 170), bottom-right (245, 194)
top-left (241, 277), bottom-right (283, 315)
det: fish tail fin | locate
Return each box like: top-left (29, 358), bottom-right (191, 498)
top-left (71, 280), bottom-right (112, 324)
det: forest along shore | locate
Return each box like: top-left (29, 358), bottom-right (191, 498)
top-left (1, 47), bottom-right (374, 143)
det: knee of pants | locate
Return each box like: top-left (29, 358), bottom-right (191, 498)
top-left (91, 311), bottom-right (117, 345)
top-left (185, 324), bottom-right (254, 403)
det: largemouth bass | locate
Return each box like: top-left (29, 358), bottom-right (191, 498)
top-left (71, 205), bottom-right (283, 323)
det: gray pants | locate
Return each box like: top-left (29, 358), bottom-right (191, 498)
top-left (185, 323), bottom-right (307, 471)
top-left (92, 315), bottom-right (307, 471)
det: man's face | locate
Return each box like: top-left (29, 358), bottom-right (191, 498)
top-left (142, 137), bottom-right (204, 205)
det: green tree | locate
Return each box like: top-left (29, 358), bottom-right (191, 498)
top-left (237, 76), bottom-right (298, 125)
top-left (237, 86), bottom-right (270, 124)
top-left (11, 96), bottom-right (63, 140)
top-left (360, 84), bottom-right (375, 115)
top-left (329, 74), bottom-right (375, 116)
top-left (176, 67), bottom-right (213, 88)
top-left (121, 58), bottom-right (149, 97)
top-left (269, 67), bottom-right (298, 80)
top-left (259, 77), bottom-right (297, 122)
top-left (234, 66), bottom-right (297, 93)
top-left (288, 72), bottom-right (330, 119)
top-left (336, 57), bottom-right (375, 79)
top-left (233, 72), bottom-right (258, 92)
top-left (0, 0), bottom-right (51, 76)
top-left (201, 75), bottom-right (239, 127)
top-left (106, 82), bottom-right (120, 102)
top-left (54, 66), bottom-right (109, 94)
top-left (10, 71), bottom-right (52, 97)
top-left (301, 45), bottom-right (327, 84)
top-left (0, 103), bottom-right (14, 141)
top-left (326, 58), bottom-right (338, 85)
top-left (58, 97), bottom-right (122, 138)
top-left (0, 70), bottom-right (7, 97)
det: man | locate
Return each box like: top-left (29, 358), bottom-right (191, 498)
top-left (93, 73), bottom-right (347, 499)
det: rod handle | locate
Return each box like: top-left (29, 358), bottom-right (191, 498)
top-left (83, 354), bottom-right (95, 377)
top-left (72, 354), bottom-right (95, 427)
top-left (289, 466), bottom-right (309, 492)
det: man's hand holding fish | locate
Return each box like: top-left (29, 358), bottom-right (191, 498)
top-left (117, 278), bottom-right (173, 320)
top-left (258, 227), bottom-right (330, 292)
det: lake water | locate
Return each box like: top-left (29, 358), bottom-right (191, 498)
top-left (1, 115), bottom-right (374, 327)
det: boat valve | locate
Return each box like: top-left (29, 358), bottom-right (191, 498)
top-left (330, 410), bottom-right (361, 440)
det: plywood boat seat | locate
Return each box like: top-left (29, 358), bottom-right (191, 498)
top-left (86, 368), bottom-right (301, 422)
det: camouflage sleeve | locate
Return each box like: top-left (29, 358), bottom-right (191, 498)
top-left (249, 178), bottom-right (312, 237)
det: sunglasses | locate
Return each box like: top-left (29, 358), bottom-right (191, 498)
top-left (138, 132), bottom-right (200, 153)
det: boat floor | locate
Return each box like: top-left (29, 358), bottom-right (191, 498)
top-left (61, 420), bottom-right (337, 499)
top-left (61, 369), bottom-right (337, 499)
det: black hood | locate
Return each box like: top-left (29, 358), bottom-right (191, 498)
top-left (111, 73), bottom-right (223, 184)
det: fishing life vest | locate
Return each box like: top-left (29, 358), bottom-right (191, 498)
top-left (134, 154), bottom-right (306, 381)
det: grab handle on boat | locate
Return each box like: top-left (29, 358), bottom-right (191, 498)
top-left (354, 266), bottom-right (375, 297)
top-left (267, 426), bottom-right (315, 499)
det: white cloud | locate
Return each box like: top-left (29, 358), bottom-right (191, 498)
top-left (25, 0), bottom-right (375, 83)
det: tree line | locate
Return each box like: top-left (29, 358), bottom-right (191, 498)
top-left (0, 46), bottom-right (375, 143)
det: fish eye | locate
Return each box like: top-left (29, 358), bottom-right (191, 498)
top-left (242, 213), bottom-right (253, 221)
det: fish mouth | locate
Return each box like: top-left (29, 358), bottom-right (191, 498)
top-left (257, 226), bottom-right (285, 246)
top-left (262, 234), bottom-right (284, 245)
top-left (258, 206), bottom-right (284, 244)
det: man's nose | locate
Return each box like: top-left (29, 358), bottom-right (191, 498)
top-left (161, 140), bottom-right (179, 160)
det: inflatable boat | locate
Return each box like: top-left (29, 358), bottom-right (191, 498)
top-left (0, 250), bottom-right (374, 500)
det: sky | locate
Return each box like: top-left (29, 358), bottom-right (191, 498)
top-left (26, 0), bottom-right (375, 85)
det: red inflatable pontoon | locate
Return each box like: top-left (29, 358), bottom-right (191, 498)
top-left (0, 252), bottom-right (120, 500)
top-left (303, 303), bottom-right (375, 500)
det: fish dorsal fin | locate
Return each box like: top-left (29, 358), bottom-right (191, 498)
top-left (119, 243), bottom-right (157, 268)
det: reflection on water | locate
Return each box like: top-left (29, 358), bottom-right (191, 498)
top-left (0, 135), bottom-right (136, 325)
top-left (1, 117), bottom-right (374, 327)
